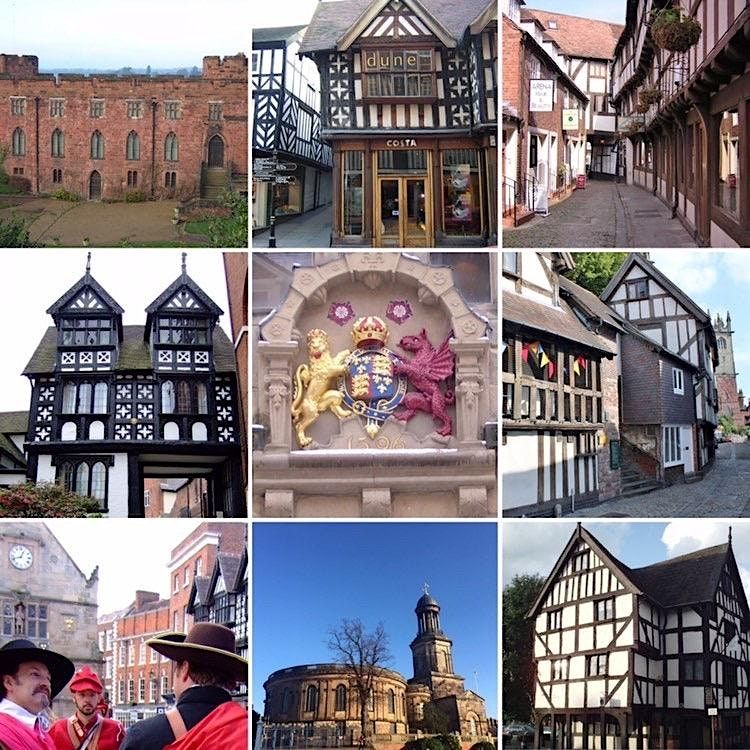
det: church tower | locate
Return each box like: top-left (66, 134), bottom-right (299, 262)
top-left (714, 312), bottom-right (744, 424)
top-left (408, 587), bottom-right (464, 698)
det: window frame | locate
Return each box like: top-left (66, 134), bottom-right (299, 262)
top-left (663, 425), bottom-right (683, 467)
top-left (672, 367), bottom-right (684, 395)
top-left (626, 279), bottom-right (649, 300)
top-left (586, 653), bottom-right (608, 677)
top-left (361, 48), bottom-right (437, 103)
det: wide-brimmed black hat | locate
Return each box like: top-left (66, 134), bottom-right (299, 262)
top-left (147, 623), bottom-right (247, 683)
top-left (0, 639), bottom-right (75, 699)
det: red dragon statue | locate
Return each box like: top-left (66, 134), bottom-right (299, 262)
top-left (393, 329), bottom-right (455, 436)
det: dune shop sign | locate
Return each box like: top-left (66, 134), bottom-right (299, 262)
top-left (529, 79), bottom-right (554, 112)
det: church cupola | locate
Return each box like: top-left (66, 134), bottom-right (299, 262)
top-left (144, 253), bottom-right (223, 373)
top-left (46, 253), bottom-right (124, 372)
top-left (409, 585), bottom-right (457, 683)
top-left (415, 586), bottom-right (443, 636)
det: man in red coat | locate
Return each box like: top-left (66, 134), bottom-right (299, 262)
top-left (49, 667), bottom-right (123, 750)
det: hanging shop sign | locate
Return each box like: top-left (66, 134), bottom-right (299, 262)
top-left (529, 79), bottom-right (554, 112)
top-left (562, 109), bottom-right (579, 130)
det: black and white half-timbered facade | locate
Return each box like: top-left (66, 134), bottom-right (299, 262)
top-left (529, 524), bottom-right (750, 749)
top-left (299, 0), bottom-right (497, 247)
top-left (21, 257), bottom-right (245, 517)
top-left (602, 254), bottom-right (718, 485)
top-left (502, 253), bottom-right (622, 516)
top-left (252, 26), bottom-right (334, 231)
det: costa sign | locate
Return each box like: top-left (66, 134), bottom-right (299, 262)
top-left (385, 138), bottom-right (417, 148)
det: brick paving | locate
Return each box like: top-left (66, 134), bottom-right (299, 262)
top-left (503, 180), bottom-right (698, 248)
top-left (568, 441), bottom-right (750, 518)
top-left (252, 204), bottom-right (332, 248)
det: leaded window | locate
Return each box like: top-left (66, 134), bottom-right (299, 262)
top-left (52, 168), bottom-right (63, 183)
top-left (51, 129), bottom-right (64, 157)
top-left (77, 384), bottom-right (92, 414)
top-left (127, 101), bottom-right (143, 118)
top-left (90, 99), bottom-right (104, 118)
top-left (165, 171), bottom-right (177, 188)
top-left (62, 384), bottom-right (76, 413)
top-left (49, 99), bottom-right (65, 117)
top-left (93, 383), bottom-right (108, 413)
top-left (127, 170), bottom-right (138, 187)
top-left (61, 317), bottom-right (112, 345)
top-left (164, 101), bottom-right (181, 119)
top-left (343, 151), bottom-right (363, 236)
top-left (91, 130), bottom-right (104, 159)
top-left (90, 462), bottom-right (106, 500)
top-left (11, 128), bottom-right (25, 156)
top-left (57, 457), bottom-right (110, 504)
top-left (126, 131), bottom-right (140, 160)
top-left (10, 97), bottom-right (26, 116)
top-left (164, 132), bottom-right (179, 162)
top-left (208, 102), bottom-right (223, 120)
top-left (161, 380), bottom-right (209, 415)
top-left (305, 685), bottom-right (318, 712)
top-left (162, 381), bottom-right (176, 413)
top-left (363, 49), bottom-right (435, 98)
top-left (157, 316), bottom-right (209, 344)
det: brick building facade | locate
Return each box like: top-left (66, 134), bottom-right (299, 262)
top-left (0, 53), bottom-right (248, 201)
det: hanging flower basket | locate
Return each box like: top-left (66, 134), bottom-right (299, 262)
top-left (635, 101), bottom-right (650, 114)
top-left (650, 8), bottom-right (702, 52)
top-left (639, 86), bottom-right (662, 107)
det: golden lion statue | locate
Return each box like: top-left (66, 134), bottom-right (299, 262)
top-left (291, 328), bottom-right (352, 447)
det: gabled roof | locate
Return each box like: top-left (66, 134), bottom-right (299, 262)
top-left (23, 325), bottom-right (237, 375)
top-left (529, 525), bottom-right (745, 618)
top-left (558, 275), bottom-right (624, 333)
top-left (207, 553), bottom-right (244, 599)
top-left (46, 273), bottom-right (124, 317)
top-left (522, 8), bottom-right (623, 60)
top-left (0, 411), bottom-right (28, 466)
top-left (299, 0), bottom-right (494, 54)
top-left (503, 289), bottom-right (617, 355)
top-left (601, 253), bottom-right (711, 326)
top-left (252, 25), bottom-right (307, 45)
top-left (145, 274), bottom-right (223, 318)
top-left (187, 576), bottom-right (211, 612)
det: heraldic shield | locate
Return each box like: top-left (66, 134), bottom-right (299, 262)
top-left (339, 316), bottom-right (407, 438)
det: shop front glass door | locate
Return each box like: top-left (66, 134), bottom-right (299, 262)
top-left (404, 178), bottom-right (427, 246)
top-left (379, 179), bottom-right (400, 246)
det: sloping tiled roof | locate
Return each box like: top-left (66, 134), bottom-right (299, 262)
top-left (299, 0), bottom-right (494, 53)
top-left (218, 553), bottom-right (244, 593)
top-left (626, 544), bottom-right (729, 608)
top-left (0, 411), bottom-right (28, 466)
top-left (503, 290), bottom-right (617, 354)
top-left (558, 275), bottom-right (624, 332)
top-left (522, 8), bottom-right (623, 60)
top-left (253, 25), bottom-right (307, 45)
top-left (23, 325), bottom-right (237, 375)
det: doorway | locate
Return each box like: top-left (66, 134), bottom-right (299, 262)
top-left (89, 170), bottom-right (101, 200)
top-left (208, 135), bottom-right (225, 167)
top-left (375, 176), bottom-right (430, 247)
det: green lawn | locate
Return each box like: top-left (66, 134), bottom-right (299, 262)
top-left (0, 184), bottom-right (20, 195)
top-left (184, 219), bottom-right (211, 236)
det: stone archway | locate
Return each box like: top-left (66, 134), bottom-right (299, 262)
top-left (89, 170), bottom-right (102, 200)
top-left (208, 135), bottom-right (225, 167)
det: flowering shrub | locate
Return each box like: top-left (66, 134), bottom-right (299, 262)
top-left (0, 483), bottom-right (101, 517)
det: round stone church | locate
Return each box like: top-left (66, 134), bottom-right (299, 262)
top-left (262, 591), bottom-right (489, 743)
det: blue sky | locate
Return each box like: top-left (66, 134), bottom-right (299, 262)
top-left (522, 0), bottom-right (625, 24)
top-left (1, 0), bottom-right (249, 68)
top-left (253, 523), bottom-right (498, 717)
top-left (503, 521), bottom-right (750, 596)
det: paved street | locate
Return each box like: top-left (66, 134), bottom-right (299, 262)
top-left (569, 441), bottom-right (750, 517)
top-left (503, 180), bottom-right (698, 248)
top-left (252, 204), bottom-right (332, 248)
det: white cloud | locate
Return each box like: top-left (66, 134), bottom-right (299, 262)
top-left (649, 252), bottom-right (719, 298)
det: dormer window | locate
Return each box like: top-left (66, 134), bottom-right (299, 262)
top-left (547, 20), bottom-right (557, 29)
top-left (157, 316), bottom-right (209, 345)
top-left (61, 317), bottom-right (112, 346)
top-left (363, 49), bottom-right (436, 99)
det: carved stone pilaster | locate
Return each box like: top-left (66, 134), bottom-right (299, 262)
top-left (264, 489), bottom-right (295, 517)
top-left (458, 486), bottom-right (489, 517)
top-left (362, 487), bottom-right (392, 517)
top-left (258, 340), bottom-right (299, 452)
top-left (451, 339), bottom-right (489, 447)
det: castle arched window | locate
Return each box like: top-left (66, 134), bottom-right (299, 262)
top-left (162, 381), bottom-right (176, 413)
top-left (93, 383), bottom-right (108, 413)
top-left (163, 421), bottom-right (179, 440)
top-left (61, 422), bottom-right (77, 441)
top-left (335, 684), bottom-right (347, 711)
top-left (77, 383), bottom-right (93, 414)
top-left (11, 128), bottom-right (25, 156)
top-left (60, 462), bottom-right (75, 491)
top-left (62, 384), bottom-right (76, 413)
top-left (191, 422), bottom-right (207, 441)
top-left (88, 421), bottom-right (105, 440)
top-left (196, 383), bottom-right (208, 414)
top-left (388, 689), bottom-right (395, 714)
top-left (76, 463), bottom-right (89, 494)
top-left (165, 133), bottom-right (179, 162)
top-left (90, 462), bottom-right (106, 500)
top-left (51, 128), bottom-right (64, 157)
top-left (126, 131), bottom-right (140, 160)
top-left (91, 130), bottom-right (104, 159)
top-left (305, 685), bottom-right (318, 712)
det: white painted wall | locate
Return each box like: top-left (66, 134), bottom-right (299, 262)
top-left (108, 453), bottom-right (129, 517)
top-left (36, 454), bottom-right (55, 483)
top-left (503, 432), bottom-right (538, 508)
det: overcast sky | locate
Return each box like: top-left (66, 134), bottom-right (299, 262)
top-left (504, 520), bottom-right (750, 596)
top-left (253, 0), bottom-right (320, 30)
top-left (521, 0), bottom-right (625, 24)
top-left (44, 519), bottom-right (204, 614)
top-left (1, 0), bottom-right (249, 69)
top-left (0, 250), bottom-right (233, 413)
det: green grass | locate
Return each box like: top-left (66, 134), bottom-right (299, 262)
top-left (0, 183), bottom-right (20, 195)
top-left (184, 219), bottom-right (211, 236)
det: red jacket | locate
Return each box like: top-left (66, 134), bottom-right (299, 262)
top-left (48, 716), bottom-right (124, 750)
top-left (164, 702), bottom-right (247, 750)
top-left (0, 713), bottom-right (56, 750)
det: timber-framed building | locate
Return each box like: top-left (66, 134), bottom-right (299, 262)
top-left (298, 0), bottom-right (498, 247)
top-left (529, 524), bottom-right (750, 749)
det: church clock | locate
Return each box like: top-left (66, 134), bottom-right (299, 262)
top-left (9, 544), bottom-right (33, 570)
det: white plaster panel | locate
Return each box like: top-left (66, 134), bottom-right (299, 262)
top-left (610, 680), bottom-right (628, 708)
top-left (667, 658), bottom-right (678, 681)
top-left (555, 435), bottom-right (564, 500)
top-left (549, 631), bottom-right (561, 654)
top-left (625, 268), bottom-right (644, 281)
top-left (579, 625), bottom-right (593, 650)
top-left (628, 301), bottom-right (640, 319)
top-left (534, 636), bottom-right (546, 658)
top-left (108, 453), bottom-right (129, 517)
top-left (610, 651), bottom-right (628, 675)
top-left (665, 633), bottom-right (678, 654)
top-left (616, 622), bottom-right (634, 647)
top-left (551, 683), bottom-right (565, 706)
top-left (579, 603), bottom-right (593, 625)
top-left (654, 297), bottom-right (665, 317)
top-left (666, 321), bottom-right (678, 352)
top-left (570, 655), bottom-right (585, 680)
top-left (639, 300), bottom-right (649, 318)
top-left (586, 679), bottom-right (605, 707)
top-left (616, 594), bottom-right (633, 617)
top-left (634, 654), bottom-right (647, 675)
top-left (569, 682), bottom-right (585, 708)
top-left (687, 319), bottom-right (696, 337)
top-left (682, 608), bottom-right (701, 627)
top-left (538, 659), bottom-right (551, 682)
top-left (664, 297), bottom-right (677, 316)
top-left (684, 686), bottom-right (704, 710)
top-left (666, 611), bottom-right (678, 628)
top-left (535, 684), bottom-right (550, 708)
top-left (667, 686), bottom-right (679, 708)
top-left (562, 605), bottom-right (575, 628)
top-left (503, 432), bottom-right (538, 508)
top-left (561, 628), bottom-right (575, 654)
top-left (36, 454), bottom-right (55, 483)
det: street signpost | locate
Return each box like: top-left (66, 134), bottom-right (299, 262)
top-left (276, 162), bottom-right (298, 172)
top-left (274, 175), bottom-right (296, 184)
top-left (254, 152), bottom-right (301, 247)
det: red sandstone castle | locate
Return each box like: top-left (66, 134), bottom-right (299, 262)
top-left (0, 53), bottom-right (247, 201)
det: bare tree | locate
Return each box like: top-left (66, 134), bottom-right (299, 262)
top-left (328, 618), bottom-right (392, 742)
